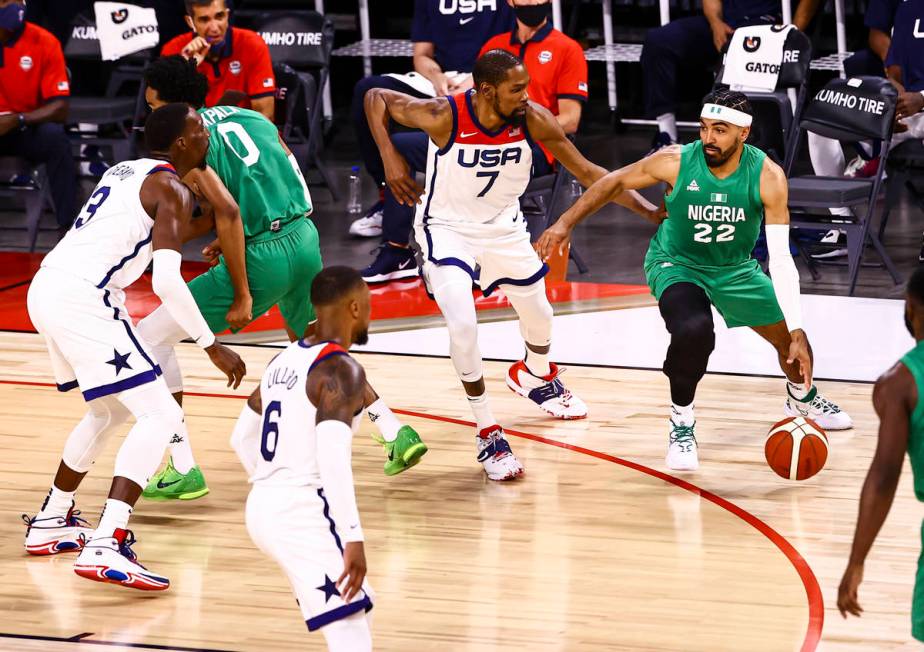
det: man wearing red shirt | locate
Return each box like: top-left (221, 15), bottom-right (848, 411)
top-left (0, 0), bottom-right (75, 234)
top-left (161, 0), bottom-right (275, 121)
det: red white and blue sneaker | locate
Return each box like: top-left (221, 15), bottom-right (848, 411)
top-left (477, 426), bottom-right (524, 481)
top-left (506, 361), bottom-right (587, 420)
top-left (73, 528), bottom-right (169, 591)
top-left (23, 502), bottom-right (92, 556)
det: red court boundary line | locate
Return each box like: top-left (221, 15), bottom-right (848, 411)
top-left (1, 379), bottom-right (824, 651)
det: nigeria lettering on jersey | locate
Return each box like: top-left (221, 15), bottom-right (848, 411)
top-left (687, 204), bottom-right (746, 222)
top-left (439, 0), bottom-right (497, 14)
top-left (199, 105), bottom-right (242, 127)
top-left (457, 147), bottom-right (523, 168)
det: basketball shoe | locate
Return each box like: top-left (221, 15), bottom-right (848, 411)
top-left (74, 528), bottom-right (169, 591)
top-left (783, 385), bottom-right (853, 430)
top-left (506, 361), bottom-right (587, 419)
top-left (666, 419), bottom-right (699, 471)
top-left (23, 502), bottom-right (92, 555)
top-left (477, 425), bottom-right (524, 481)
top-left (372, 425), bottom-right (429, 476)
top-left (142, 458), bottom-right (209, 500)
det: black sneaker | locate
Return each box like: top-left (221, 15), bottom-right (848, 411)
top-left (361, 244), bottom-right (418, 283)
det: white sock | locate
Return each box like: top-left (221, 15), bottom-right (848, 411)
top-left (366, 398), bottom-right (402, 442)
top-left (787, 381), bottom-right (811, 401)
top-left (524, 348), bottom-right (551, 378)
top-left (94, 499), bottom-right (132, 539)
top-left (656, 112), bottom-right (677, 141)
top-left (467, 392), bottom-right (496, 432)
top-left (38, 486), bottom-right (75, 519)
top-left (169, 419), bottom-right (196, 474)
top-left (671, 402), bottom-right (694, 426)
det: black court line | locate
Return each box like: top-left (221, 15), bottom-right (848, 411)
top-left (0, 278), bottom-right (32, 293)
top-left (0, 632), bottom-right (237, 651)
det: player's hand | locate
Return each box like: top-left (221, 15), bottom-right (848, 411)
top-left (0, 113), bottom-right (20, 137)
top-left (448, 75), bottom-right (474, 94)
top-left (182, 36), bottom-right (211, 64)
top-left (337, 541), bottom-right (367, 603)
top-left (896, 92), bottom-right (924, 122)
top-left (205, 342), bottom-right (246, 389)
top-left (787, 328), bottom-right (813, 388)
top-left (383, 150), bottom-right (423, 207)
top-left (202, 238), bottom-right (222, 267)
top-left (535, 219), bottom-right (573, 262)
top-left (225, 293), bottom-right (253, 331)
top-left (431, 72), bottom-right (450, 96)
top-left (710, 20), bottom-right (734, 53)
top-left (837, 563), bottom-right (864, 618)
top-left (644, 202), bottom-right (667, 225)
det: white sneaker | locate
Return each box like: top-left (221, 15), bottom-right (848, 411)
top-left (476, 426), bottom-right (524, 481)
top-left (666, 419), bottom-right (699, 471)
top-left (349, 205), bottom-right (383, 237)
top-left (506, 361), bottom-right (588, 420)
top-left (74, 528), bottom-right (169, 591)
top-left (784, 385), bottom-right (853, 430)
top-left (23, 502), bottom-right (92, 556)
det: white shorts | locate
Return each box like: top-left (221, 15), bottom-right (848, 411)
top-left (27, 267), bottom-right (162, 401)
top-left (415, 219), bottom-right (548, 297)
top-left (245, 484), bottom-right (374, 632)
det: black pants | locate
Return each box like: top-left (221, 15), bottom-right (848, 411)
top-left (0, 123), bottom-right (77, 229)
top-left (658, 282), bottom-right (716, 406)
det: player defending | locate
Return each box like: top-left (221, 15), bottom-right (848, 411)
top-left (137, 56), bottom-right (427, 500)
top-left (838, 266), bottom-right (924, 643)
top-left (538, 89), bottom-right (852, 471)
top-left (22, 104), bottom-right (245, 589)
top-left (231, 267), bottom-right (374, 651)
top-left (366, 49), bottom-right (660, 480)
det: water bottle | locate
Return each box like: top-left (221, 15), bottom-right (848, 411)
top-left (347, 165), bottom-right (363, 216)
top-left (569, 175), bottom-right (583, 199)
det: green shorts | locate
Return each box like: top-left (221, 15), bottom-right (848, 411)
top-left (644, 251), bottom-right (784, 329)
top-left (913, 521), bottom-right (924, 641)
top-left (189, 218), bottom-right (322, 335)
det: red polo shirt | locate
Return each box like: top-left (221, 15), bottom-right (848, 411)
top-left (0, 22), bottom-right (69, 114)
top-left (161, 27), bottom-right (276, 108)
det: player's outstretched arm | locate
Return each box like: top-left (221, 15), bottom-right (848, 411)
top-left (309, 355), bottom-right (368, 603)
top-left (526, 103), bottom-right (659, 220)
top-left (143, 172), bottom-right (246, 388)
top-left (838, 364), bottom-right (913, 618)
top-left (535, 147), bottom-right (680, 262)
top-left (185, 166), bottom-right (253, 331)
top-left (364, 89), bottom-right (452, 206)
top-left (230, 387), bottom-right (263, 476)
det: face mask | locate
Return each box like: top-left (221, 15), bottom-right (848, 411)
top-left (513, 2), bottom-right (550, 28)
top-left (0, 3), bottom-right (25, 33)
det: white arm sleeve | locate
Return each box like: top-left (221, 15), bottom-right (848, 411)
top-left (230, 403), bottom-right (262, 476)
top-left (151, 249), bottom-right (216, 349)
top-left (287, 153), bottom-right (313, 216)
top-left (765, 224), bottom-right (803, 332)
top-left (316, 419), bottom-right (364, 543)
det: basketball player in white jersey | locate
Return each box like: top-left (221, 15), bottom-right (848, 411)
top-left (230, 267), bottom-right (373, 651)
top-left (365, 49), bottom-right (661, 480)
top-left (22, 103), bottom-right (245, 590)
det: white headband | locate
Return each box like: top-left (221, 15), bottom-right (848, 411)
top-left (701, 103), bottom-right (753, 127)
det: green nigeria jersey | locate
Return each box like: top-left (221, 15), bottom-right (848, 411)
top-left (199, 106), bottom-right (312, 239)
top-left (901, 341), bottom-right (924, 502)
top-left (654, 140), bottom-right (766, 268)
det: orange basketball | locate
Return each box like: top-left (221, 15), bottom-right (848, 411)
top-left (764, 416), bottom-right (828, 480)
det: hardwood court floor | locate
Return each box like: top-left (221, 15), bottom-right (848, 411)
top-left (0, 332), bottom-right (918, 651)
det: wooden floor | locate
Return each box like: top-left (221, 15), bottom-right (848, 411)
top-left (0, 331), bottom-right (920, 651)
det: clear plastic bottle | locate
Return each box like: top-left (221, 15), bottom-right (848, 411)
top-left (569, 175), bottom-right (583, 199)
top-left (347, 165), bottom-right (363, 215)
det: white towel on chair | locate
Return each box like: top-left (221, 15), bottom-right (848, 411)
top-left (383, 71), bottom-right (473, 97)
top-left (721, 24), bottom-right (794, 93)
top-left (93, 2), bottom-right (159, 62)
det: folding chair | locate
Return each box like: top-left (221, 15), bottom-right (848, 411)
top-left (0, 158), bottom-right (51, 251)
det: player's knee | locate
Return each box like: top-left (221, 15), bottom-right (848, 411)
top-left (447, 317), bottom-right (479, 353)
top-left (674, 314), bottom-right (715, 352)
top-left (319, 612), bottom-right (372, 652)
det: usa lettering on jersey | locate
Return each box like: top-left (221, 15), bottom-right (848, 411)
top-left (439, 0), bottom-right (497, 14)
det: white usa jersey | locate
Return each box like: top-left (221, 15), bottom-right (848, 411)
top-left (249, 341), bottom-right (362, 487)
top-left (415, 89), bottom-right (532, 229)
top-left (42, 158), bottom-right (178, 291)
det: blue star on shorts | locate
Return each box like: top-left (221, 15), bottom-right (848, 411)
top-left (105, 349), bottom-right (133, 375)
top-left (316, 575), bottom-right (341, 603)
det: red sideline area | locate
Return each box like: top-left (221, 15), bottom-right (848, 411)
top-left (0, 252), bottom-right (650, 333)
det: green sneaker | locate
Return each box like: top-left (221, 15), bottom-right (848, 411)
top-left (142, 458), bottom-right (210, 500)
top-left (373, 426), bottom-right (428, 476)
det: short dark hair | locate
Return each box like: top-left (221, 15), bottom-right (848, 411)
top-left (145, 56), bottom-right (209, 109)
top-left (473, 49), bottom-right (522, 88)
top-left (909, 266), bottom-right (924, 304)
top-left (145, 103), bottom-right (191, 153)
top-left (311, 266), bottom-right (366, 307)
top-left (185, 0), bottom-right (226, 15)
top-left (703, 88), bottom-right (753, 116)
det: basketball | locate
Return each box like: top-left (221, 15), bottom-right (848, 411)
top-left (765, 416), bottom-right (829, 480)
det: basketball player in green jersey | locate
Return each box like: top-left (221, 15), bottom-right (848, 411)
top-left (838, 266), bottom-right (924, 643)
top-left (538, 89), bottom-right (851, 471)
top-left (136, 56), bottom-right (427, 499)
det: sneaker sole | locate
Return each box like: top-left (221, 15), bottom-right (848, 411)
top-left (25, 539), bottom-right (84, 555)
top-left (362, 267), bottom-right (419, 284)
top-left (141, 486), bottom-right (210, 501)
top-left (74, 565), bottom-right (169, 591)
top-left (384, 442), bottom-right (429, 476)
top-left (783, 406), bottom-right (853, 430)
top-left (349, 228), bottom-right (383, 238)
top-left (505, 378), bottom-right (588, 420)
top-left (486, 466), bottom-right (525, 481)
top-left (811, 249), bottom-right (848, 260)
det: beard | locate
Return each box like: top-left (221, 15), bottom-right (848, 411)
top-left (354, 329), bottom-right (369, 346)
top-left (494, 97), bottom-right (526, 127)
top-left (703, 143), bottom-right (737, 168)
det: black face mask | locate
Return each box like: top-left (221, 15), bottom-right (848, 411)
top-left (513, 3), bottom-right (550, 28)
